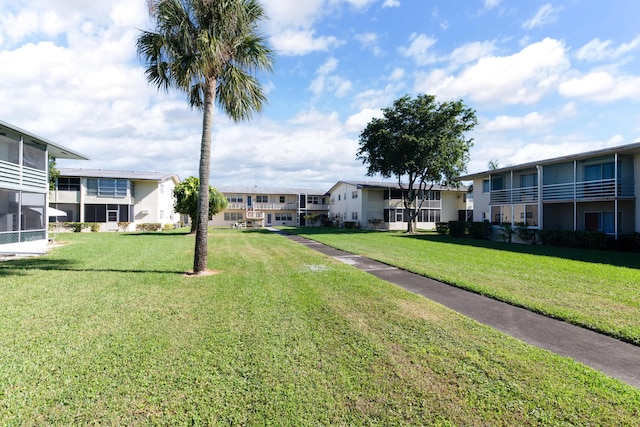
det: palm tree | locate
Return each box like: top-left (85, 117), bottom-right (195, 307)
top-left (137, 0), bottom-right (273, 274)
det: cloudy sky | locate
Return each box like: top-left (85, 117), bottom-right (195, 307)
top-left (1, 0), bottom-right (639, 190)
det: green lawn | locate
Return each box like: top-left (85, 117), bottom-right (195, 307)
top-left (283, 227), bottom-right (640, 345)
top-left (1, 230), bottom-right (639, 425)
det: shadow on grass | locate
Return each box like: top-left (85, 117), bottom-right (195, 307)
top-left (0, 256), bottom-right (187, 277)
top-left (283, 227), bottom-right (640, 270)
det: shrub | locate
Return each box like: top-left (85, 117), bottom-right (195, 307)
top-left (136, 223), bottom-right (162, 232)
top-left (618, 233), bottom-right (640, 252)
top-left (117, 222), bottom-right (131, 232)
top-left (448, 221), bottom-right (465, 237)
top-left (90, 223), bottom-right (101, 232)
top-left (516, 223), bottom-right (539, 245)
top-left (65, 222), bottom-right (89, 233)
top-left (435, 222), bottom-right (448, 235)
top-left (343, 221), bottom-right (358, 229)
top-left (540, 229), bottom-right (607, 250)
top-left (469, 221), bottom-right (491, 239)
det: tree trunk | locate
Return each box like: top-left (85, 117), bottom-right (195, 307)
top-left (193, 77), bottom-right (216, 274)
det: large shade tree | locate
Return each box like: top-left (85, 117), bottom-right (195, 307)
top-left (174, 176), bottom-right (228, 234)
top-left (357, 94), bottom-right (477, 233)
top-left (137, 0), bottom-right (273, 274)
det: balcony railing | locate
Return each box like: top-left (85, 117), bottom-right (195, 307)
top-left (253, 202), bottom-right (297, 210)
top-left (305, 204), bottom-right (330, 211)
top-left (542, 178), bottom-right (635, 201)
top-left (227, 202), bottom-right (246, 209)
top-left (490, 186), bottom-right (538, 204)
top-left (385, 200), bottom-right (442, 209)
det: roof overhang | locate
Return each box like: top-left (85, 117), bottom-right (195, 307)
top-left (0, 119), bottom-right (89, 161)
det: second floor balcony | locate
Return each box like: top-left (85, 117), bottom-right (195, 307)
top-left (489, 178), bottom-right (635, 204)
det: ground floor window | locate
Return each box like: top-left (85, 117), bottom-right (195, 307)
top-left (585, 211), bottom-right (620, 234)
top-left (491, 204), bottom-right (538, 226)
top-left (224, 212), bottom-right (243, 222)
top-left (351, 212), bottom-right (358, 220)
top-left (416, 209), bottom-right (441, 223)
top-left (275, 212), bottom-right (293, 221)
top-left (0, 189), bottom-right (46, 244)
top-left (84, 204), bottom-right (132, 223)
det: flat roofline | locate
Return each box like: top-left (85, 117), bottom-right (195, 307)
top-left (457, 141), bottom-right (640, 181)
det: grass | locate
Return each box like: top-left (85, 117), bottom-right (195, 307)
top-left (282, 227), bottom-right (640, 345)
top-left (0, 229), bottom-right (638, 425)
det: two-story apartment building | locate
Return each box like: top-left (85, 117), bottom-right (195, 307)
top-left (458, 142), bottom-right (640, 239)
top-left (50, 168), bottom-right (180, 231)
top-left (327, 181), bottom-right (472, 230)
top-left (1, 120), bottom-right (88, 254)
top-left (210, 186), bottom-right (329, 227)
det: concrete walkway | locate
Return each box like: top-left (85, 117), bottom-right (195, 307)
top-left (274, 230), bottom-right (640, 389)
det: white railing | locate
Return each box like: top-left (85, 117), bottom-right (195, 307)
top-left (490, 186), bottom-right (538, 204)
top-left (253, 203), bottom-right (297, 210)
top-left (542, 178), bottom-right (634, 200)
top-left (246, 211), bottom-right (264, 219)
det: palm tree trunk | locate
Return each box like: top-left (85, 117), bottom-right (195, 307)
top-left (193, 77), bottom-right (216, 274)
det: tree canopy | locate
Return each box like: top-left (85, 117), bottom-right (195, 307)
top-left (357, 94), bottom-right (477, 233)
top-left (174, 177), bottom-right (228, 234)
top-left (138, 0), bottom-right (273, 274)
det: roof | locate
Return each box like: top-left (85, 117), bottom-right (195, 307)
top-left (457, 141), bottom-right (640, 181)
top-left (327, 180), bottom-right (469, 194)
top-left (0, 119), bottom-right (89, 161)
top-left (58, 168), bottom-right (179, 183)
top-left (216, 185), bottom-right (328, 196)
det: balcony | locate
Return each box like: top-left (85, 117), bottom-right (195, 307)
top-left (490, 186), bottom-right (538, 204)
top-left (542, 178), bottom-right (634, 201)
top-left (246, 211), bottom-right (264, 220)
top-left (385, 200), bottom-right (441, 209)
top-left (305, 203), bottom-right (330, 211)
top-left (254, 202), bottom-right (297, 210)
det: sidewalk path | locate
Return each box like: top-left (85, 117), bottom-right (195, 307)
top-left (274, 230), bottom-right (640, 389)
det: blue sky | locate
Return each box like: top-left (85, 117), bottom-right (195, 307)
top-left (0, 0), bottom-right (639, 190)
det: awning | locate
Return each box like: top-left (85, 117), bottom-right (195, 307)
top-left (48, 207), bottom-right (67, 217)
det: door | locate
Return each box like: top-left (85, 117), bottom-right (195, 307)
top-left (267, 213), bottom-right (272, 226)
top-left (106, 205), bottom-right (119, 231)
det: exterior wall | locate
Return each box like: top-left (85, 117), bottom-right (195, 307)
top-left (440, 192), bottom-right (461, 222)
top-left (361, 188), bottom-right (384, 229)
top-left (211, 190), bottom-right (328, 228)
top-left (472, 178), bottom-right (490, 222)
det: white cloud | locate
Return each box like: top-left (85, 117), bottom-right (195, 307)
top-left (559, 71), bottom-right (640, 102)
top-left (345, 108), bottom-right (384, 133)
top-left (484, 0), bottom-right (502, 9)
top-left (270, 29), bottom-right (342, 55)
top-left (398, 33), bottom-right (438, 65)
top-left (414, 38), bottom-right (570, 105)
top-left (382, 0), bottom-right (400, 7)
top-left (448, 41), bottom-right (497, 68)
top-left (522, 4), bottom-right (562, 30)
top-left (576, 36), bottom-right (640, 62)
top-left (355, 32), bottom-right (383, 56)
top-left (484, 112), bottom-right (553, 131)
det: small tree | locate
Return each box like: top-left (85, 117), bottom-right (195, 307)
top-left (49, 157), bottom-right (59, 191)
top-left (174, 176), bottom-right (228, 234)
top-left (357, 94), bottom-right (477, 233)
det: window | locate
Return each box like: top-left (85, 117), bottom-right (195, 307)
top-left (352, 191), bottom-right (358, 199)
top-left (224, 212), bottom-right (244, 221)
top-left (279, 196), bottom-right (285, 203)
top-left (338, 194), bottom-right (341, 201)
top-left (520, 173), bottom-right (537, 188)
top-left (491, 205), bottom-right (512, 225)
top-left (585, 212), bottom-right (620, 234)
top-left (57, 178), bottom-right (80, 191)
top-left (491, 176), bottom-right (503, 191)
top-left (482, 179), bottom-right (490, 193)
top-left (21, 192), bottom-right (45, 230)
top-left (86, 179), bottom-right (128, 197)
top-left (0, 134), bottom-right (20, 164)
top-left (23, 142), bottom-right (46, 170)
top-left (584, 162), bottom-right (615, 181)
top-left (351, 212), bottom-right (358, 220)
top-left (226, 194), bottom-right (243, 203)
top-left (275, 212), bottom-right (293, 221)
top-left (256, 195), bottom-right (268, 203)
top-left (395, 210), bottom-right (403, 222)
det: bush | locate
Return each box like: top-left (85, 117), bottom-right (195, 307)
top-left (90, 223), bottom-right (101, 232)
top-left (136, 223), bottom-right (162, 232)
top-left (435, 222), bottom-right (448, 235)
top-left (117, 222), bottom-right (131, 232)
top-left (343, 221), bottom-right (358, 229)
top-left (469, 221), bottom-right (491, 240)
top-left (163, 223), bottom-right (174, 231)
top-left (540, 229), bottom-right (607, 250)
top-left (65, 222), bottom-right (89, 233)
top-left (618, 233), bottom-right (640, 252)
top-left (448, 221), bottom-right (466, 237)
top-left (516, 223), bottom-right (539, 244)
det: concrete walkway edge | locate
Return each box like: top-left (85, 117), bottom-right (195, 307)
top-left (272, 229), bottom-right (640, 389)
